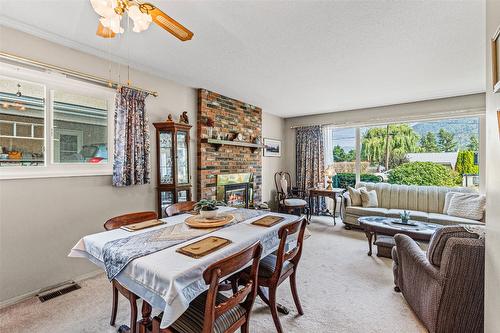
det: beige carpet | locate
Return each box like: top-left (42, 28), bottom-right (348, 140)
top-left (0, 217), bottom-right (426, 333)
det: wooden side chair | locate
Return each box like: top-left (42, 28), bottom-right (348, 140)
top-left (274, 171), bottom-right (310, 220)
top-left (165, 201), bottom-right (197, 217)
top-left (151, 241), bottom-right (263, 333)
top-left (104, 211), bottom-right (157, 333)
top-left (242, 217), bottom-right (307, 333)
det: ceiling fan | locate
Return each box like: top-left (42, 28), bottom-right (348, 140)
top-left (90, 0), bottom-right (193, 41)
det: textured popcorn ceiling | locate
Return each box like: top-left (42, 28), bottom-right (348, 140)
top-left (0, 0), bottom-right (485, 117)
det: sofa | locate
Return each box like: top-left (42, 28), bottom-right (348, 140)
top-left (342, 182), bottom-right (485, 228)
top-left (392, 225), bottom-right (485, 333)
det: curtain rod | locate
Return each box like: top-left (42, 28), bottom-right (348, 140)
top-left (0, 51), bottom-right (158, 97)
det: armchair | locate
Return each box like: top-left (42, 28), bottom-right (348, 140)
top-left (392, 225), bottom-right (484, 333)
top-left (274, 171), bottom-right (310, 219)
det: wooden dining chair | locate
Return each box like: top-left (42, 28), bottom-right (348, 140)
top-left (104, 211), bottom-right (157, 333)
top-left (150, 241), bottom-right (263, 333)
top-left (274, 171), bottom-right (310, 220)
top-left (165, 201), bottom-right (197, 217)
top-left (242, 217), bottom-right (307, 333)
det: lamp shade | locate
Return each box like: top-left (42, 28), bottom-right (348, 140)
top-left (325, 165), bottom-right (337, 177)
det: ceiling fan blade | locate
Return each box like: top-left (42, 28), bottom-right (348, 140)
top-left (145, 5), bottom-right (193, 41)
top-left (96, 21), bottom-right (116, 38)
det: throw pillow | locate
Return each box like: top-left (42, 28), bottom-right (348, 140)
top-left (446, 193), bottom-right (486, 221)
top-left (348, 186), bottom-right (366, 206)
top-left (360, 189), bottom-right (378, 208)
top-left (443, 192), bottom-right (458, 214)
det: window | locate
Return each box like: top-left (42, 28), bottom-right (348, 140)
top-left (0, 65), bottom-right (114, 179)
top-left (326, 117), bottom-right (482, 190)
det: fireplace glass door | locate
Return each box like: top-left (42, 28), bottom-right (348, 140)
top-left (225, 184), bottom-right (248, 208)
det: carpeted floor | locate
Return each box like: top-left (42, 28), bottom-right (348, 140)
top-left (0, 217), bottom-right (426, 333)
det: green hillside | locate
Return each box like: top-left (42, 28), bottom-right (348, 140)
top-left (411, 117), bottom-right (479, 150)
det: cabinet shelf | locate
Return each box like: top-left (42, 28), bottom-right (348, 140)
top-left (201, 138), bottom-right (264, 152)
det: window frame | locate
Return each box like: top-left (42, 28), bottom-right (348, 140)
top-left (326, 114), bottom-right (485, 191)
top-left (0, 64), bottom-right (115, 179)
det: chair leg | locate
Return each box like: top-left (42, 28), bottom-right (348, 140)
top-left (129, 295), bottom-right (138, 333)
top-left (269, 287), bottom-right (284, 333)
top-left (241, 318), bottom-right (250, 333)
top-left (290, 271), bottom-right (304, 315)
top-left (110, 284), bottom-right (118, 326)
top-left (257, 287), bottom-right (271, 307)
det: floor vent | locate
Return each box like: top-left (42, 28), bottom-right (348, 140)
top-left (37, 282), bottom-right (81, 302)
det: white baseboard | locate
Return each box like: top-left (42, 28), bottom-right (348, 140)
top-left (0, 269), bottom-right (103, 310)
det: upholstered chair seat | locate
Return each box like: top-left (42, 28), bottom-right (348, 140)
top-left (167, 292), bottom-right (246, 333)
top-left (255, 254), bottom-right (294, 279)
top-left (282, 198), bottom-right (308, 207)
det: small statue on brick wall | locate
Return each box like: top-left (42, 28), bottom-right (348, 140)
top-left (179, 111), bottom-right (189, 124)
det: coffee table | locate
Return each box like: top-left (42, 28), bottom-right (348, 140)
top-left (358, 216), bottom-right (441, 256)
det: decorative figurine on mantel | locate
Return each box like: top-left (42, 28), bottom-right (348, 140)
top-left (166, 114), bottom-right (173, 122)
top-left (206, 117), bottom-right (215, 139)
top-left (179, 111), bottom-right (189, 124)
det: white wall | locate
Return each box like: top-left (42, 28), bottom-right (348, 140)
top-left (0, 27), bottom-right (285, 304)
top-left (283, 94), bottom-right (486, 183)
top-left (485, 2), bottom-right (500, 332)
top-left (262, 112), bottom-right (286, 209)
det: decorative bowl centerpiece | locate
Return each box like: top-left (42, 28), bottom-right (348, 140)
top-left (194, 199), bottom-right (226, 219)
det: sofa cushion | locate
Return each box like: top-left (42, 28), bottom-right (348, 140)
top-left (427, 225), bottom-right (480, 267)
top-left (345, 206), bottom-right (388, 217)
top-left (348, 186), bottom-right (366, 206)
top-left (360, 189), bottom-right (378, 208)
top-left (386, 209), bottom-right (429, 222)
top-left (428, 213), bottom-right (484, 226)
top-left (446, 193), bottom-right (486, 221)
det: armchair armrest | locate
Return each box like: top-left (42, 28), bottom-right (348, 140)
top-left (394, 234), bottom-right (441, 282)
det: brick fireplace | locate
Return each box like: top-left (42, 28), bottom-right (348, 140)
top-left (197, 89), bottom-right (262, 204)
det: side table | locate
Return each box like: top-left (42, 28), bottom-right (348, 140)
top-left (308, 188), bottom-right (345, 225)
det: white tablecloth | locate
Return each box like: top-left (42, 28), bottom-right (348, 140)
top-left (69, 207), bottom-right (299, 328)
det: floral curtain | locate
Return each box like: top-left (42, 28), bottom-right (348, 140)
top-left (296, 125), bottom-right (325, 211)
top-left (112, 87), bottom-right (151, 187)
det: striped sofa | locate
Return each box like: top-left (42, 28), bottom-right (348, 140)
top-left (342, 182), bottom-right (485, 228)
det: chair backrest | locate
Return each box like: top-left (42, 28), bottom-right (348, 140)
top-left (274, 171), bottom-right (291, 197)
top-left (272, 217), bottom-right (307, 280)
top-left (165, 201), bottom-right (197, 217)
top-left (201, 241), bottom-right (262, 333)
top-left (427, 225), bottom-right (484, 267)
top-left (103, 211), bottom-right (157, 231)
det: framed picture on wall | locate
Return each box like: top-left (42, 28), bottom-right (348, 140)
top-left (492, 25), bottom-right (500, 93)
top-left (263, 138), bottom-right (282, 157)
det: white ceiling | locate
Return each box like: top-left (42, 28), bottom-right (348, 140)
top-left (0, 0), bottom-right (486, 117)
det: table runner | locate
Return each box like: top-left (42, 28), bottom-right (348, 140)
top-left (102, 208), bottom-right (265, 279)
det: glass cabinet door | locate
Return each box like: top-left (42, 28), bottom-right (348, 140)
top-left (159, 131), bottom-right (173, 184)
top-left (177, 189), bottom-right (189, 202)
top-left (160, 190), bottom-right (174, 218)
top-left (176, 131), bottom-right (189, 184)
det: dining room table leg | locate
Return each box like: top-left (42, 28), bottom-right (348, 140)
top-left (139, 301), bottom-right (152, 333)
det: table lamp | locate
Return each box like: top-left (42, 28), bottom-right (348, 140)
top-left (325, 165), bottom-right (337, 190)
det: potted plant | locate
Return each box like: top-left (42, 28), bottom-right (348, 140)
top-left (194, 199), bottom-right (226, 219)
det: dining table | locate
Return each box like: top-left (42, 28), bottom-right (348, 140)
top-left (69, 207), bottom-right (300, 331)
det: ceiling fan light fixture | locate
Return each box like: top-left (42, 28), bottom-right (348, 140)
top-left (90, 0), bottom-right (117, 18)
top-left (128, 5), bottom-right (152, 33)
top-left (100, 15), bottom-right (124, 34)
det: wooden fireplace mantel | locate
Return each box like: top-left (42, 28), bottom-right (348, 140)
top-left (201, 138), bottom-right (264, 153)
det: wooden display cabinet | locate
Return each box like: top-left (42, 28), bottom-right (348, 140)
top-left (154, 121), bottom-right (192, 218)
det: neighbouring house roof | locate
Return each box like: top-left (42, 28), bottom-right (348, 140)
top-left (406, 152), bottom-right (459, 169)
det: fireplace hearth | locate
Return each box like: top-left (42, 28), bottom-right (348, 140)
top-left (216, 173), bottom-right (254, 208)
